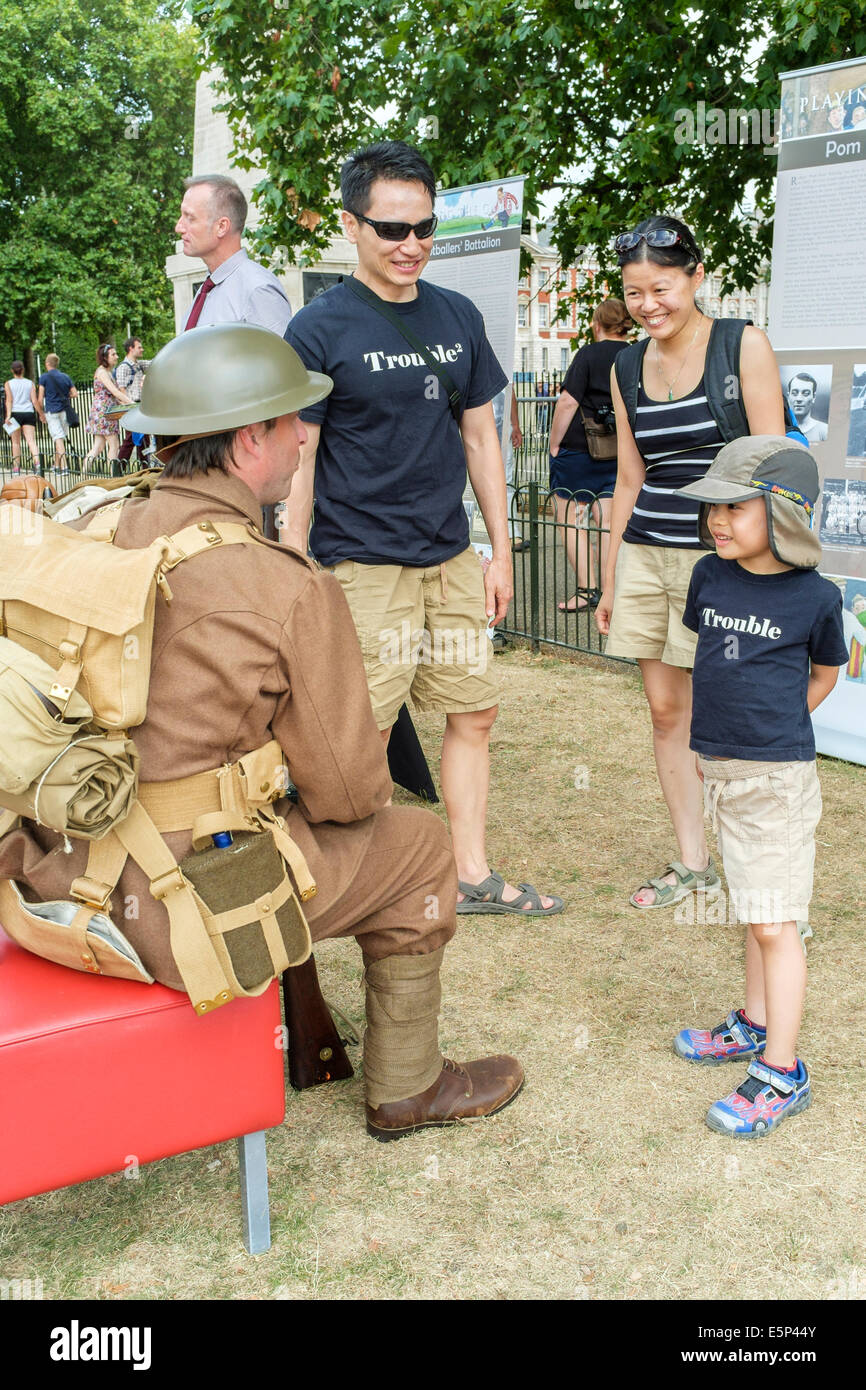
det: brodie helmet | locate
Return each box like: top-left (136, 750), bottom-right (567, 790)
top-left (123, 323), bottom-right (332, 438)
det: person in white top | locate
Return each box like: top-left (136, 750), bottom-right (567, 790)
top-left (176, 175), bottom-right (292, 337)
top-left (3, 360), bottom-right (45, 473)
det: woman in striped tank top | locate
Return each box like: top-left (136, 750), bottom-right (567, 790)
top-left (595, 217), bottom-right (784, 909)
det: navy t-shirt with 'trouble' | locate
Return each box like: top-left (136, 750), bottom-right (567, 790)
top-left (285, 278), bottom-right (507, 568)
top-left (682, 554), bottom-right (848, 761)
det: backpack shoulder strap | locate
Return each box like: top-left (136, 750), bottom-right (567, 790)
top-left (613, 339), bottom-right (651, 434)
top-left (703, 318), bottom-right (753, 442)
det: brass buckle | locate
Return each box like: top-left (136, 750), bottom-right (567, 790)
top-left (151, 866), bottom-right (188, 901)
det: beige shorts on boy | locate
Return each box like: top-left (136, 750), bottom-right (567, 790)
top-left (605, 540), bottom-right (702, 666)
top-left (332, 546), bottom-right (501, 731)
top-left (698, 757), bottom-right (822, 926)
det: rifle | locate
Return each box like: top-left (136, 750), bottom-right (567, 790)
top-left (282, 955), bottom-right (356, 1090)
top-left (261, 503), bottom-right (357, 1091)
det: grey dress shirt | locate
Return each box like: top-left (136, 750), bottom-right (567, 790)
top-left (185, 248), bottom-right (292, 337)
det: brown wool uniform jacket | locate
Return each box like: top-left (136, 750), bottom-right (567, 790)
top-left (0, 470), bottom-right (394, 989)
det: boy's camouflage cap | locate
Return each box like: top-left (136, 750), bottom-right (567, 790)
top-left (677, 435), bottom-right (822, 570)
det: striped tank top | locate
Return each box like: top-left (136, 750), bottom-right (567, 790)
top-left (622, 377), bottom-right (725, 548)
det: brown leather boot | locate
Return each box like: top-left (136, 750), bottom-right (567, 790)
top-left (366, 1054), bottom-right (525, 1141)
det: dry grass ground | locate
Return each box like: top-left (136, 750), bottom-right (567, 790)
top-left (2, 649), bottom-right (865, 1301)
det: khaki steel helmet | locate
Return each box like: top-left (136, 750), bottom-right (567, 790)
top-left (123, 324), bottom-right (332, 438)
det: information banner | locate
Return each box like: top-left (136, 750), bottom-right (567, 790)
top-left (769, 57), bottom-right (866, 765)
top-left (423, 175), bottom-right (524, 466)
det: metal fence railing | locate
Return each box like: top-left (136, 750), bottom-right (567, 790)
top-left (1, 381), bottom-right (100, 476)
top-left (501, 391), bottom-right (631, 661)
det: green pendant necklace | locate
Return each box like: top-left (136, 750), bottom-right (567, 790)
top-left (654, 317), bottom-right (703, 401)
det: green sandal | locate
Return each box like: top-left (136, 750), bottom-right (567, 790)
top-left (629, 858), bottom-right (720, 910)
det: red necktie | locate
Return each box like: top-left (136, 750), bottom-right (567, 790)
top-left (185, 275), bottom-right (215, 330)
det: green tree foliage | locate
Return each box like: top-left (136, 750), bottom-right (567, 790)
top-left (192, 0), bottom-right (866, 330)
top-left (0, 0), bottom-right (197, 364)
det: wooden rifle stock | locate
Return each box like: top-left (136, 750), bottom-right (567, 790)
top-left (264, 505), bottom-right (352, 1088)
top-left (282, 955), bottom-right (355, 1090)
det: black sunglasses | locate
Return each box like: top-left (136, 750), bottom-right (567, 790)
top-left (614, 228), bottom-right (698, 257)
top-left (350, 210), bottom-right (438, 242)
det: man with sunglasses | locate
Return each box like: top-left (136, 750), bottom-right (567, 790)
top-left (285, 139), bottom-right (562, 922)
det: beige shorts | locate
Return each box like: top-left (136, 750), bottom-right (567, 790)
top-left (45, 411), bottom-right (68, 441)
top-left (332, 546), bottom-right (501, 730)
top-left (605, 540), bottom-right (702, 666)
top-left (699, 757), bottom-right (822, 926)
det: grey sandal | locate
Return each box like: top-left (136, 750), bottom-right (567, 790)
top-left (457, 871), bottom-right (564, 916)
top-left (629, 858), bottom-right (720, 910)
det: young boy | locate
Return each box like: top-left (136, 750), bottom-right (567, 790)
top-left (672, 436), bottom-right (848, 1137)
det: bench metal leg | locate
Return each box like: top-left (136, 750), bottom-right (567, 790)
top-left (237, 1130), bottom-right (271, 1255)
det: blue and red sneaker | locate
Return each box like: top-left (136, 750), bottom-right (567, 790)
top-left (705, 1056), bottom-right (811, 1138)
top-left (673, 1009), bottom-right (766, 1065)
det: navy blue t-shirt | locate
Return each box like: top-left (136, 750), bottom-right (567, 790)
top-left (37, 369), bottom-right (74, 414)
top-left (285, 278), bottom-right (507, 567)
top-left (683, 554), bottom-right (849, 760)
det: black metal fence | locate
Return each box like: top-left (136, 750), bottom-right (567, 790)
top-left (500, 389), bottom-right (630, 661)
top-left (1, 381), bottom-right (102, 475)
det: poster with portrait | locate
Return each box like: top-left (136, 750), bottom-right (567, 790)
top-left (423, 175), bottom-right (525, 472)
top-left (846, 365), bottom-right (866, 461)
top-left (779, 364), bottom-right (832, 443)
top-left (771, 55), bottom-right (866, 764)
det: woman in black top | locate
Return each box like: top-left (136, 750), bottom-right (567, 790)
top-left (548, 299), bottom-right (631, 611)
top-left (595, 216), bottom-right (783, 909)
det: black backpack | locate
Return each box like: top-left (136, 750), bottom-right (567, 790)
top-left (614, 318), bottom-right (760, 443)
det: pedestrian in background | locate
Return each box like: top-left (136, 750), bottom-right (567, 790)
top-left (37, 353), bottom-right (78, 474)
top-left (115, 337), bottom-right (151, 471)
top-left (83, 344), bottom-right (132, 472)
top-left (4, 361), bottom-right (44, 474)
top-left (548, 298), bottom-right (631, 611)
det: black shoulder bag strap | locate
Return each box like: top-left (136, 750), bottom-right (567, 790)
top-left (342, 275), bottom-right (463, 421)
top-left (702, 318), bottom-right (753, 443)
top-left (615, 317), bottom-right (760, 442)
top-left (613, 338), bottom-right (650, 435)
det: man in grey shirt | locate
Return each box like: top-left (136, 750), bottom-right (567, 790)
top-left (177, 174), bottom-right (292, 336)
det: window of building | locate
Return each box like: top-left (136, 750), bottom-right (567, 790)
top-left (538, 303), bottom-right (549, 329)
top-left (521, 347), bottom-right (529, 372)
top-left (561, 348), bottom-right (569, 371)
top-left (542, 348), bottom-right (549, 370)
top-left (518, 302), bottom-right (528, 328)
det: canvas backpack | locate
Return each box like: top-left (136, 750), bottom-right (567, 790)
top-left (0, 493), bottom-right (314, 1012)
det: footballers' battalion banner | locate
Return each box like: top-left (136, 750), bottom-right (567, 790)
top-left (770, 55), bottom-right (866, 765)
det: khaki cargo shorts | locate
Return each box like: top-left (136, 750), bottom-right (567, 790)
top-left (332, 546), bottom-right (501, 731)
top-left (605, 540), bottom-right (702, 666)
top-left (698, 757), bottom-right (822, 929)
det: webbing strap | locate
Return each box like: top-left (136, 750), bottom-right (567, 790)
top-left (112, 801), bottom-right (233, 1015)
top-left (50, 620), bottom-right (89, 714)
top-left (160, 520), bottom-right (257, 570)
top-left (71, 832), bottom-right (130, 910)
top-left (204, 875), bottom-right (293, 936)
top-left (260, 808), bottom-right (317, 902)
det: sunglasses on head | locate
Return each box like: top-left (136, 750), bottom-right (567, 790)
top-left (614, 228), bottom-right (697, 256)
top-left (350, 210), bottom-right (438, 242)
